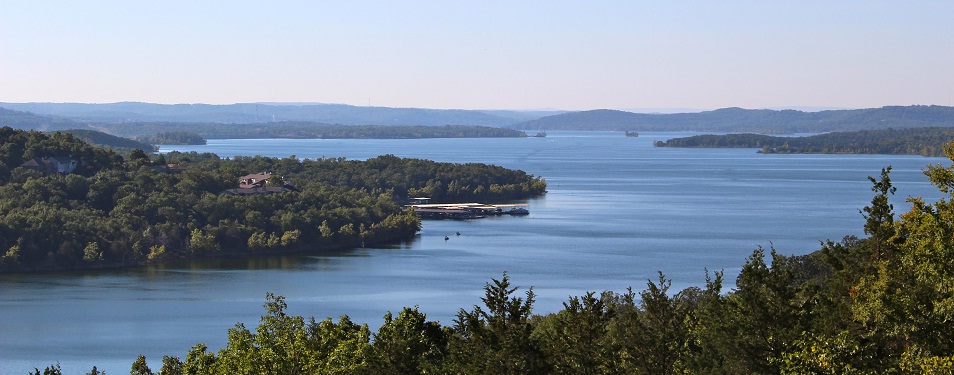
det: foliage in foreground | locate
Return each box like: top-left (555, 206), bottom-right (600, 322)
top-left (99, 142), bottom-right (954, 375)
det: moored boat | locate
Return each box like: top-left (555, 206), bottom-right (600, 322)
top-left (505, 207), bottom-right (530, 215)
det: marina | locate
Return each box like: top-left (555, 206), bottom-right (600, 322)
top-left (408, 200), bottom-right (530, 219)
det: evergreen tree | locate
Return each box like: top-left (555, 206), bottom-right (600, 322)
top-left (447, 272), bottom-right (546, 374)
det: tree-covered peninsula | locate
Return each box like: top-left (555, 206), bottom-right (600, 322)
top-left (54, 144), bottom-right (954, 374)
top-left (655, 127), bottom-right (954, 156)
top-left (0, 127), bottom-right (547, 273)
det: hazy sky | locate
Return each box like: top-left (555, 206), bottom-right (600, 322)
top-left (2, 1), bottom-right (952, 111)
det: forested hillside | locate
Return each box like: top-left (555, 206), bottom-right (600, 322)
top-left (655, 127), bottom-right (954, 156)
top-left (0, 127), bottom-right (546, 274)
top-left (513, 105), bottom-right (954, 133)
top-left (63, 128), bottom-right (158, 152)
top-left (61, 148), bottom-right (954, 374)
top-left (0, 107), bottom-right (87, 131)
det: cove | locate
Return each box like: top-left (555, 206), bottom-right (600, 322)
top-left (0, 131), bottom-right (947, 374)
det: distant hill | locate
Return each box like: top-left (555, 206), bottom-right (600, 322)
top-left (0, 107), bottom-right (527, 140)
top-left (0, 102), bottom-right (560, 127)
top-left (9, 102), bottom-right (954, 134)
top-left (511, 106), bottom-right (954, 133)
top-left (0, 108), bottom-right (153, 151)
top-left (59, 129), bottom-right (156, 152)
top-left (0, 107), bottom-right (87, 131)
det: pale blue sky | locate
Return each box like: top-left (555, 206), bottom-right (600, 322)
top-left (1, 1), bottom-right (952, 110)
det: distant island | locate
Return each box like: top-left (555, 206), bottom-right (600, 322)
top-left (654, 127), bottom-right (954, 156)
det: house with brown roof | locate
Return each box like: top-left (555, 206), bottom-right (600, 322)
top-left (19, 157), bottom-right (78, 175)
top-left (222, 172), bottom-right (293, 196)
top-left (239, 172), bottom-right (274, 188)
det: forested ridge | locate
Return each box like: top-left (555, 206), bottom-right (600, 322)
top-left (0, 127), bottom-right (546, 274)
top-left (513, 105), bottom-right (954, 133)
top-left (1, 106), bottom-right (528, 140)
top-left (41, 145), bottom-right (954, 374)
top-left (655, 127), bottom-right (954, 156)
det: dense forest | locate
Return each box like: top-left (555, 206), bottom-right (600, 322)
top-left (36, 148), bottom-right (954, 374)
top-left (0, 127), bottom-right (546, 274)
top-left (654, 127), bottom-right (954, 156)
top-left (512, 105), bottom-right (954, 133)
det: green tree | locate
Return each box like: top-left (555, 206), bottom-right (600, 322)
top-left (83, 242), bottom-right (103, 263)
top-left (131, 354), bottom-right (154, 375)
top-left (446, 272), bottom-right (546, 374)
top-left (189, 229), bottom-right (219, 255)
top-left (724, 247), bottom-right (803, 373)
top-left (852, 143), bottom-right (954, 367)
top-left (368, 307), bottom-right (449, 374)
top-left (147, 245), bottom-right (166, 262)
top-left (158, 355), bottom-right (184, 375)
top-left (183, 344), bottom-right (216, 375)
top-left (534, 291), bottom-right (615, 375)
top-left (633, 272), bottom-right (689, 374)
top-left (29, 363), bottom-right (63, 375)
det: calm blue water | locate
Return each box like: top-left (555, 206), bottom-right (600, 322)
top-left (1, 131), bottom-right (948, 374)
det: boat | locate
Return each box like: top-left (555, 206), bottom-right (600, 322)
top-left (625, 131), bottom-right (639, 137)
top-left (505, 207), bottom-right (530, 215)
top-left (532, 131), bottom-right (547, 137)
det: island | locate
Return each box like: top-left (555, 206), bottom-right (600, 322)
top-left (654, 127), bottom-right (954, 156)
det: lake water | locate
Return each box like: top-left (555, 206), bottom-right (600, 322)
top-left (1, 131), bottom-right (949, 374)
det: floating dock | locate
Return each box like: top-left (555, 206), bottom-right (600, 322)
top-left (407, 202), bottom-right (529, 220)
